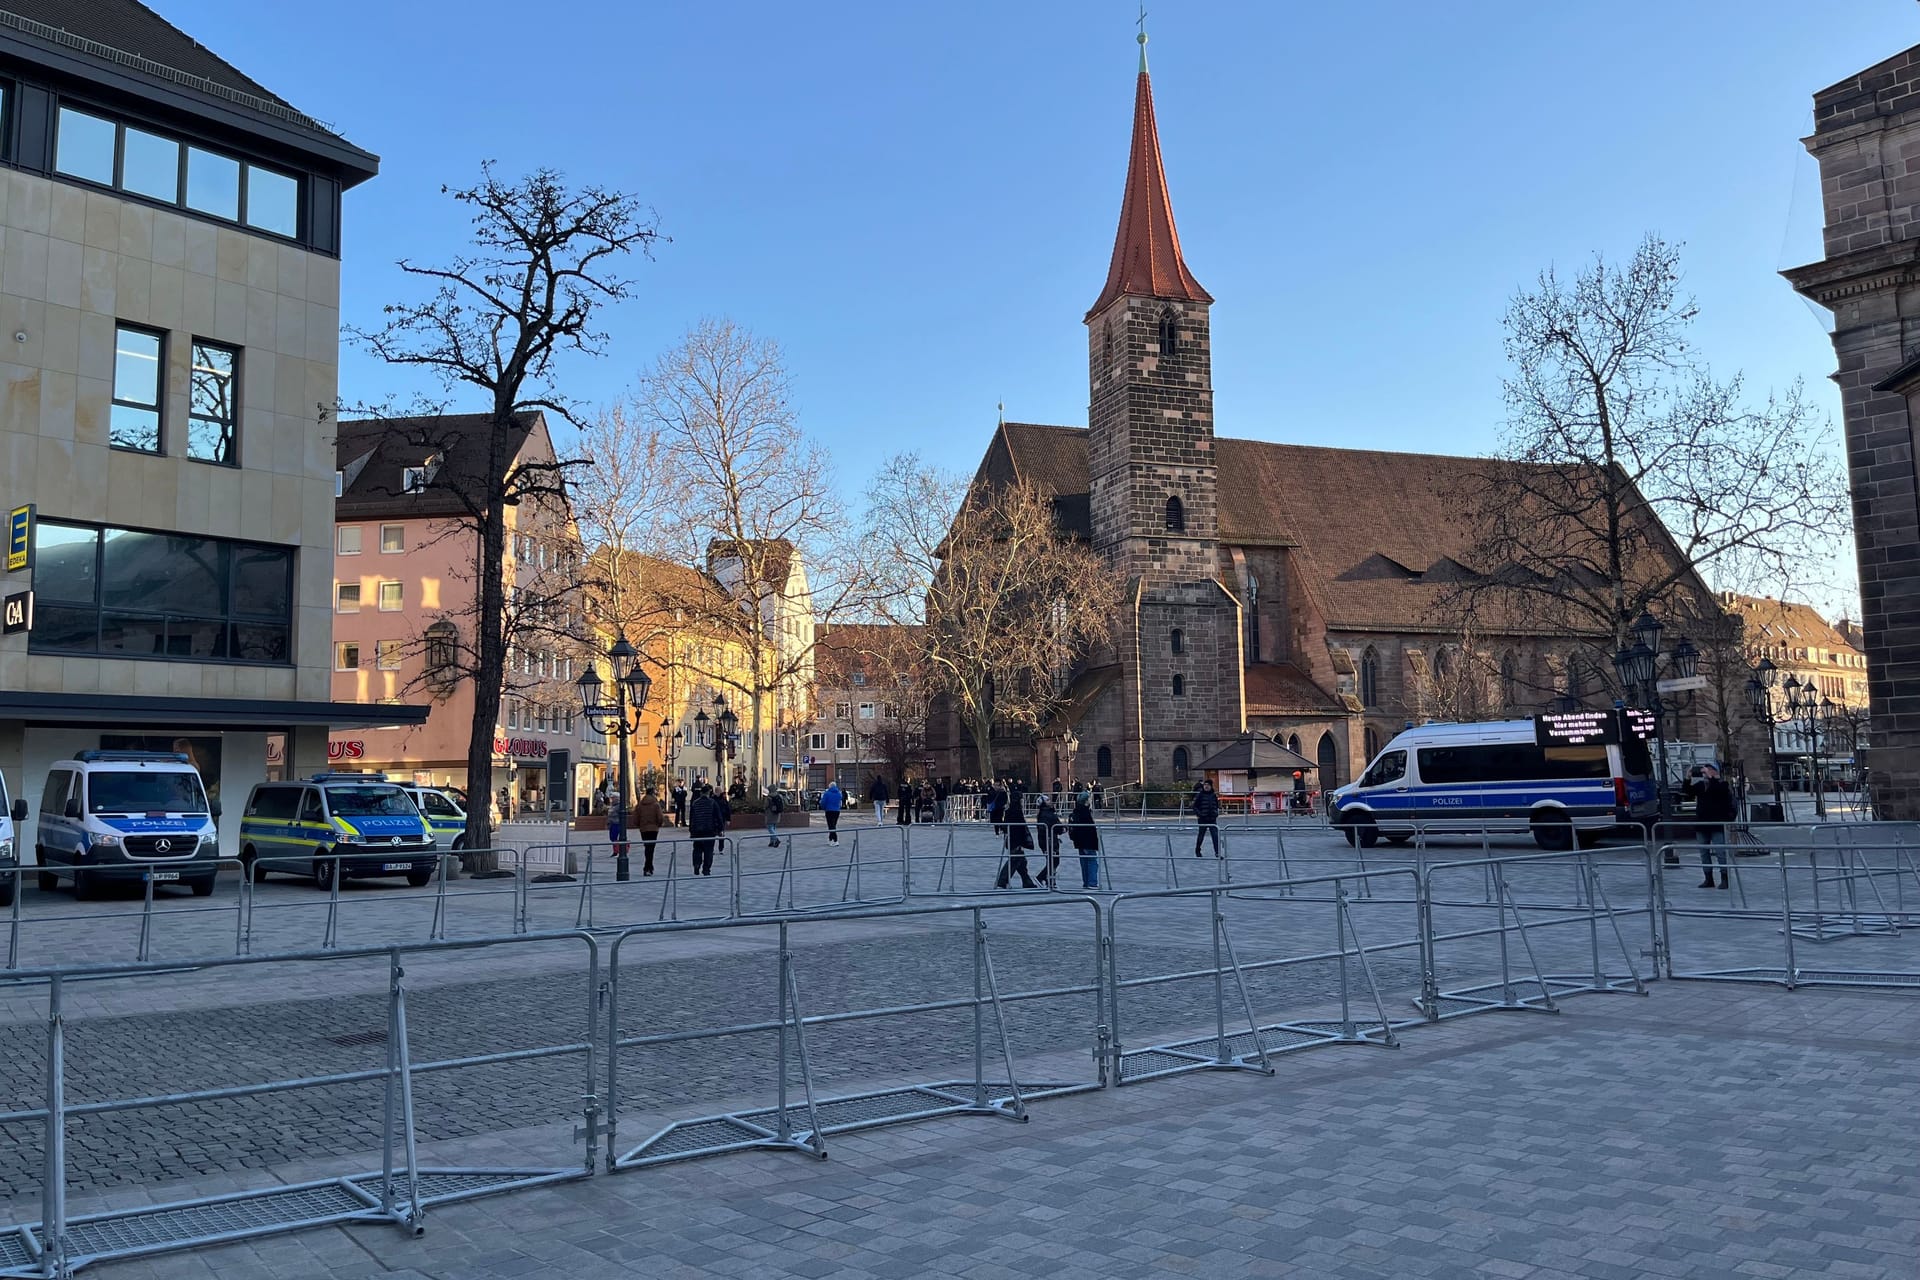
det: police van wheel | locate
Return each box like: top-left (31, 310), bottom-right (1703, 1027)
top-left (241, 847), bottom-right (266, 883)
top-left (71, 869), bottom-right (96, 901)
top-left (188, 876), bottom-right (215, 898)
top-left (452, 836), bottom-right (467, 852)
top-left (314, 852), bottom-right (337, 891)
top-left (0, 881), bottom-right (12, 908)
top-left (36, 870), bottom-right (55, 892)
top-left (406, 868), bottom-right (434, 888)
top-left (1342, 819), bottom-right (1378, 849)
top-left (1531, 816), bottom-right (1574, 852)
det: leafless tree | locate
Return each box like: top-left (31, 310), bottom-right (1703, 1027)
top-left (350, 164), bottom-right (663, 863)
top-left (1414, 632), bottom-right (1501, 724)
top-left (863, 454), bottom-right (1118, 779)
top-left (638, 318), bottom-right (864, 787)
top-left (1446, 235), bottom-right (1851, 698)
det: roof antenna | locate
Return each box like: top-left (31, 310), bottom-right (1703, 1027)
top-left (1136, 4), bottom-right (1149, 73)
top-left (998, 400), bottom-right (1005, 427)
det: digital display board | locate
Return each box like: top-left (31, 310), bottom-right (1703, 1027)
top-left (1534, 709), bottom-right (1620, 747)
top-left (1621, 707), bottom-right (1656, 741)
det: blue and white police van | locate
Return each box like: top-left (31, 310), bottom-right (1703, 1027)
top-left (1330, 715), bottom-right (1657, 850)
top-left (35, 751), bottom-right (221, 898)
top-left (397, 784), bottom-right (468, 851)
top-left (0, 770), bottom-right (25, 907)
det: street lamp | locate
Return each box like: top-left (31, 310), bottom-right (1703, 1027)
top-left (576, 636), bottom-right (652, 881)
top-left (713, 694), bottom-right (740, 789)
top-left (1062, 730), bottom-right (1080, 794)
top-left (1612, 613), bottom-right (1699, 825)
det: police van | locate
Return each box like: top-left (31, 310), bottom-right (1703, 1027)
top-left (1330, 718), bottom-right (1657, 850)
top-left (397, 785), bottom-right (468, 850)
top-left (239, 773), bottom-right (437, 888)
top-left (0, 771), bottom-right (26, 907)
top-left (36, 751), bottom-right (221, 898)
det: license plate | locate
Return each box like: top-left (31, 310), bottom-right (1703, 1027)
top-left (381, 862), bottom-right (411, 871)
top-left (147, 871), bottom-right (180, 881)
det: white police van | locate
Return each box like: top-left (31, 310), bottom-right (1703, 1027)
top-left (1331, 718), bottom-right (1657, 850)
top-left (0, 771), bottom-right (25, 907)
top-left (36, 751), bottom-right (221, 898)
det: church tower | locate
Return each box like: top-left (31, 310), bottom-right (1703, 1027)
top-left (1085, 34), bottom-right (1218, 586)
top-left (1079, 31), bottom-right (1242, 785)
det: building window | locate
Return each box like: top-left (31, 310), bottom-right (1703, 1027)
top-left (377, 581), bottom-right (402, 611)
top-left (110, 324), bottom-right (165, 453)
top-left (186, 340), bottom-right (239, 465)
top-left (1500, 652), bottom-right (1518, 708)
top-left (337, 527), bottom-right (362, 556)
top-left (335, 583), bottom-right (361, 613)
top-left (834, 702), bottom-right (851, 720)
top-left (334, 642), bottom-right (359, 671)
top-left (1096, 745), bottom-right (1113, 778)
top-left (808, 733), bottom-right (825, 750)
top-left (851, 672), bottom-right (866, 686)
top-left (859, 703), bottom-right (876, 720)
top-left (1288, 734), bottom-right (1301, 754)
top-left (1565, 653), bottom-right (1586, 702)
top-left (380, 525), bottom-right (405, 553)
top-left (377, 639), bottom-right (403, 670)
top-left (1360, 646), bottom-right (1379, 709)
top-left (55, 104), bottom-right (302, 240)
top-left (1364, 725), bottom-right (1381, 762)
top-left (1158, 308), bottom-right (1178, 356)
top-left (30, 521), bottom-right (293, 664)
top-left (1172, 674), bottom-right (1185, 697)
top-left (507, 702), bottom-right (519, 730)
top-left (1246, 571), bottom-right (1261, 661)
top-left (835, 732), bottom-right (853, 751)
top-left (1165, 495), bottom-right (1185, 533)
top-left (1170, 628), bottom-right (1184, 655)
top-left (1172, 746), bottom-right (1189, 773)
top-left (1317, 732), bottom-right (1340, 789)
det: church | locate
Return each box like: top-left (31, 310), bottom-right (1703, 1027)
top-left (928, 38), bottom-right (1715, 793)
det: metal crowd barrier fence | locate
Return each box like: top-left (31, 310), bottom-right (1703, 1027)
top-left (601, 895), bottom-right (1105, 1170)
top-left (0, 929), bottom-right (601, 1279)
top-left (1659, 839), bottom-right (1920, 989)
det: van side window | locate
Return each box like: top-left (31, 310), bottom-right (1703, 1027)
top-left (1360, 750), bottom-right (1406, 788)
top-left (253, 787), bottom-right (297, 820)
top-left (299, 790), bottom-right (325, 824)
top-left (40, 771), bottom-right (70, 815)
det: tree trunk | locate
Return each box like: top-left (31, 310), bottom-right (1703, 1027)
top-left (461, 423), bottom-right (510, 875)
top-left (966, 709), bottom-right (996, 780)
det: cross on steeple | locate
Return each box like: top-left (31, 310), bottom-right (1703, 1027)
top-left (1136, 5), bottom-right (1149, 72)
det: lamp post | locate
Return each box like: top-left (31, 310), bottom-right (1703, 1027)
top-left (712, 693), bottom-right (740, 791)
top-left (1781, 675), bottom-right (1834, 819)
top-left (1062, 730), bottom-right (1080, 795)
top-left (1745, 657), bottom-right (1782, 820)
top-left (576, 637), bottom-right (652, 882)
top-left (1611, 609), bottom-right (1698, 824)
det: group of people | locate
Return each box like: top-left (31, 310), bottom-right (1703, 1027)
top-left (976, 778), bottom-right (1104, 890)
top-left (603, 779), bottom-right (735, 876)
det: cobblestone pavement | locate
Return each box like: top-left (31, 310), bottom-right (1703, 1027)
top-left (84, 980), bottom-right (1920, 1279)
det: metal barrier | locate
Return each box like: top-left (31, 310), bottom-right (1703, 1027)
top-left (0, 929), bottom-right (600, 1279)
top-left (602, 895), bottom-right (1104, 1170)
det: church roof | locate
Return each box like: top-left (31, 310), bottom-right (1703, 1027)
top-left (982, 421), bottom-right (1631, 633)
top-left (1086, 67), bottom-right (1211, 320)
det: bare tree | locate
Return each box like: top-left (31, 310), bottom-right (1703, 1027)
top-left (1447, 235), bottom-right (1851, 697)
top-left (351, 165), bottom-right (663, 862)
top-left (640, 318), bottom-right (863, 787)
top-left (864, 454), bottom-right (1118, 779)
top-left (1415, 632), bottom-right (1501, 724)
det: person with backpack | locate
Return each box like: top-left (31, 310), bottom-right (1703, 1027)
top-left (820, 779), bottom-right (845, 844)
top-left (1069, 787), bottom-right (1101, 889)
top-left (687, 782), bottom-right (723, 876)
top-left (1191, 778), bottom-right (1222, 858)
top-left (764, 785), bottom-right (785, 848)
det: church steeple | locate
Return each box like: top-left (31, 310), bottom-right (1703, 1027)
top-left (1085, 56), bottom-right (1211, 320)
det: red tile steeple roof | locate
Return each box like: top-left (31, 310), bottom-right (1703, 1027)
top-left (1086, 66), bottom-right (1212, 320)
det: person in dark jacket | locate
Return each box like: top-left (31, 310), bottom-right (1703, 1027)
top-left (687, 783), bottom-right (723, 876)
top-left (1068, 788), bottom-right (1101, 888)
top-left (670, 782), bottom-right (688, 828)
top-left (765, 786), bottom-right (785, 847)
top-left (1688, 761), bottom-right (1737, 889)
top-left (1034, 794), bottom-right (1062, 884)
top-left (995, 785), bottom-right (1037, 888)
top-left (897, 778), bottom-right (914, 826)
top-left (632, 787), bottom-right (665, 876)
top-left (869, 774), bottom-right (890, 824)
top-left (934, 778), bottom-right (949, 822)
top-left (1192, 779), bottom-right (1222, 857)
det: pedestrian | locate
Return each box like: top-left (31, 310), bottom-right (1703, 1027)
top-left (688, 782), bottom-right (722, 876)
top-left (897, 778), bottom-right (914, 826)
top-left (995, 784), bottom-right (1037, 888)
top-left (670, 781), bottom-right (687, 828)
top-left (1688, 761), bottom-right (1736, 889)
top-left (765, 785), bottom-right (785, 847)
top-left (1069, 787), bottom-right (1101, 888)
top-left (607, 805), bottom-right (627, 871)
top-left (632, 786), bottom-right (664, 876)
top-left (934, 777), bottom-right (949, 822)
top-left (869, 773), bottom-right (890, 824)
top-left (988, 778), bottom-right (1008, 839)
top-left (1034, 793), bottom-right (1062, 884)
top-left (1191, 778), bottom-right (1222, 857)
top-left (820, 778), bottom-right (845, 843)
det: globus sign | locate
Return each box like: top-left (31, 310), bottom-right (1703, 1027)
top-left (327, 740), bottom-right (366, 761)
top-left (494, 737), bottom-right (549, 760)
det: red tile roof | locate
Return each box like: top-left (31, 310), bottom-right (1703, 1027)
top-left (1243, 663), bottom-right (1346, 716)
top-left (1086, 70), bottom-right (1211, 319)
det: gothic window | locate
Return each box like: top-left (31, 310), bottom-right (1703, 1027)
top-left (1246, 572), bottom-right (1261, 662)
top-left (1103, 318), bottom-right (1114, 367)
top-left (1364, 725), bottom-right (1381, 762)
top-left (1165, 496), bottom-right (1185, 533)
top-left (1172, 674), bottom-right (1185, 697)
top-left (1360, 646), bottom-right (1380, 709)
top-left (1565, 653), bottom-right (1586, 702)
top-left (1170, 628), bottom-right (1184, 655)
top-left (1500, 652), bottom-right (1518, 708)
top-left (1158, 308), bottom-right (1178, 356)
top-left (1288, 733), bottom-right (1301, 754)
top-left (1096, 745), bottom-right (1113, 778)
top-left (1316, 732), bottom-right (1340, 788)
top-left (1172, 746), bottom-right (1190, 773)
top-left (1435, 646), bottom-right (1454, 681)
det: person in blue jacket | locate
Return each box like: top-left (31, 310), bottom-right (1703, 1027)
top-left (820, 779), bottom-right (845, 844)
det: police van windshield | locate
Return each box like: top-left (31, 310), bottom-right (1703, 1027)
top-left (88, 771), bottom-right (208, 814)
top-left (326, 787), bottom-right (415, 817)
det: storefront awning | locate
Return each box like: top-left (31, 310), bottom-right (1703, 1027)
top-left (0, 691), bottom-right (431, 730)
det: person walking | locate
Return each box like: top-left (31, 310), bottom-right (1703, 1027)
top-left (687, 782), bottom-right (723, 876)
top-left (896, 779), bottom-right (914, 826)
top-left (764, 785), bottom-right (785, 847)
top-left (996, 783), bottom-right (1037, 888)
top-left (1688, 761), bottom-right (1737, 889)
top-left (1034, 793), bottom-right (1062, 884)
top-left (987, 778), bottom-right (1008, 840)
top-left (1069, 787), bottom-right (1101, 888)
top-left (820, 779), bottom-right (845, 844)
top-left (934, 778), bottom-right (949, 822)
top-left (869, 773), bottom-right (890, 824)
top-left (632, 786), bottom-right (665, 876)
top-left (1191, 778), bottom-right (1222, 858)
top-left (670, 781), bottom-right (687, 829)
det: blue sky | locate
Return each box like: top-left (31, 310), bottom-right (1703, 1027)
top-left (159, 0), bottom-right (1918, 607)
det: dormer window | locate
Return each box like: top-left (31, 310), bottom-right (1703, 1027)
top-left (401, 453), bottom-right (443, 494)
